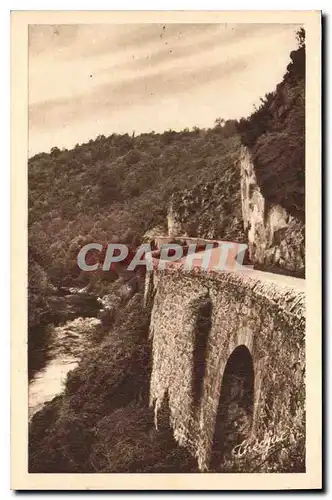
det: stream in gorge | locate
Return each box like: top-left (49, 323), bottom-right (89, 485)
top-left (28, 278), bottom-right (138, 421)
top-left (28, 288), bottom-right (105, 420)
top-left (28, 316), bottom-right (102, 420)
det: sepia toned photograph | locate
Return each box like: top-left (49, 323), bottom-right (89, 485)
top-left (11, 10), bottom-right (321, 491)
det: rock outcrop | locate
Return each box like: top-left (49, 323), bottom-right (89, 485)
top-left (240, 146), bottom-right (305, 277)
top-left (167, 178), bottom-right (246, 243)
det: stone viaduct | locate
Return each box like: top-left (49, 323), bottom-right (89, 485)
top-left (144, 241), bottom-right (305, 472)
top-left (142, 145), bottom-right (305, 472)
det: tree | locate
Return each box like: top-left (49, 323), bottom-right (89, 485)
top-left (296, 27), bottom-right (305, 49)
top-left (214, 117), bottom-right (225, 128)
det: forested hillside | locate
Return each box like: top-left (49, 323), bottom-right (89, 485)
top-left (28, 121), bottom-right (241, 285)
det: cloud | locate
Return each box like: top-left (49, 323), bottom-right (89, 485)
top-left (29, 55), bottom-right (249, 131)
top-left (116, 23), bottom-right (283, 72)
top-left (28, 23), bottom-right (299, 155)
top-left (70, 23), bottom-right (221, 59)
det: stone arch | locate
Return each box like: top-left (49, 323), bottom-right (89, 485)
top-left (210, 344), bottom-right (255, 470)
top-left (192, 297), bottom-right (213, 409)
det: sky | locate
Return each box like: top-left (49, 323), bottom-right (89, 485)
top-left (28, 23), bottom-right (300, 156)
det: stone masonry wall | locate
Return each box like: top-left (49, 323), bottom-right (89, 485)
top-left (146, 267), bottom-right (305, 471)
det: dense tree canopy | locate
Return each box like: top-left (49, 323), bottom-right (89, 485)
top-left (29, 123), bottom-right (241, 286)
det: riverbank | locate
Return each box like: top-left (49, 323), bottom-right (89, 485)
top-left (28, 316), bottom-right (102, 420)
top-left (28, 282), bottom-right (197, 473)
top-left (28, 287), bottom-right (102, 379)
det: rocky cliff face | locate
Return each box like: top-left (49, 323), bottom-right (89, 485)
top-left (167, 41), bottom-right (305, 278)
top-left (167, 175), bottom-right (246, 243)
top-left (236, 40), bottom-right (305, 278)
top-left (240, 146), bottom-right (305, 277)
top-left (237, 43), bottom-right (305, 223)
top-left (165, 143), bottom-right (304, 277)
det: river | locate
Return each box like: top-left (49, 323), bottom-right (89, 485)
top-left (28, 316), bottom-right (102, 420)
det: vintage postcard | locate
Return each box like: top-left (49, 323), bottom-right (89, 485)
top-left (11, 10), bottom-right (321, 490)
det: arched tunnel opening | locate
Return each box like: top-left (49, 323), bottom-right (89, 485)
top-left (210, 345), bottom-right (255, 471)
top-left (192, 298), bottom-right (213, 409)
